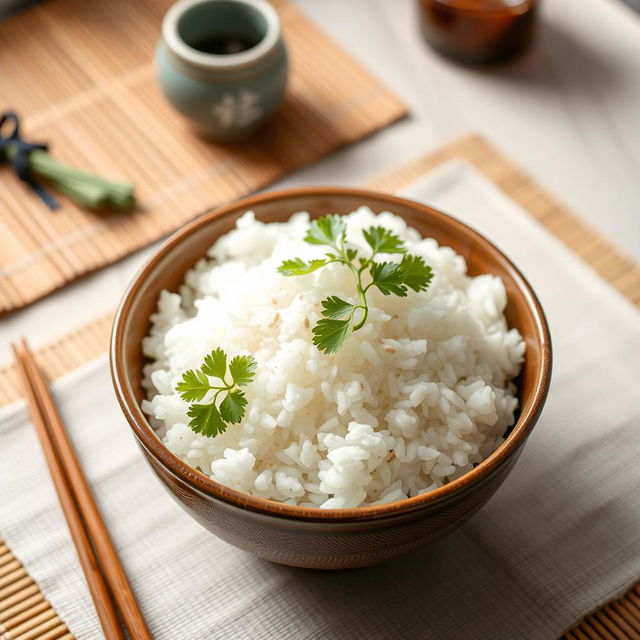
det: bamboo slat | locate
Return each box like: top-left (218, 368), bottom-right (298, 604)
top-left (1, 133), bottom-right (639, 639)
top-left (0, 543), bottom-right (73, 640)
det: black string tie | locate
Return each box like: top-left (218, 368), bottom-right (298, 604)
top-left (0, 110), bottom-right (58, 210)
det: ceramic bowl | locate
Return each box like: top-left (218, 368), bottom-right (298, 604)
top-left (110, 187), bottom-right (551, 569)
top-left (156, 0), bottom-right (288, 140)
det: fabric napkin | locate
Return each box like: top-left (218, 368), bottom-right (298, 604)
top-left (1, 161), bottom-right (639, 640)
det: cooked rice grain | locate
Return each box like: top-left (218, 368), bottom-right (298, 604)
top-left (142, 208), bottom-right (525, 508)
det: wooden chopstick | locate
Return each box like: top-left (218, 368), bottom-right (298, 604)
top-left (11, 342), bottom-right (125, 640)
top-left (13, 340), bottom-right (153, 639)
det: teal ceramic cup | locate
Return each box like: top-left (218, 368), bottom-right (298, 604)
top-left (156, 0), bottom-right (288, 141)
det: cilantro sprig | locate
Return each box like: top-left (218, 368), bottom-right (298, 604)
top-left (176, 348), bottom-right (256, 437)
top-left (278, 215), bottom-right (433, 354)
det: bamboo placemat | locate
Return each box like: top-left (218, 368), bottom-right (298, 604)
top-left (0, 0), bottom-right (405, 315)
top-left (0, 542), bottom-right (72, 640)
top-left (1, 133), bottom-right (639, 639)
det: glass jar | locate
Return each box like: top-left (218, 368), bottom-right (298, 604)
top-left (417, 0), bottom-right (539, 65)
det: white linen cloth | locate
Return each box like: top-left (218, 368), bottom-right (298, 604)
top-left (1, 162), bottom-right (639, 640)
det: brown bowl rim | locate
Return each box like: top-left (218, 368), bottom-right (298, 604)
top-left (111, 186), bottom-right (551, 523)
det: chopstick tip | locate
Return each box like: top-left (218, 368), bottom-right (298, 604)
top-left (10, 341), bottom-right (23, 360)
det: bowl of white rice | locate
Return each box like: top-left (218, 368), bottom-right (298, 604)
top-left (111, 187), bottom-right (551, 569)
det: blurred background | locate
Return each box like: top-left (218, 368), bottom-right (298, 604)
top-left (1, 0), bottom-right (638, 258)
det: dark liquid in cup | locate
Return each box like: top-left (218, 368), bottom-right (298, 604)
top-left (418, 0), bottom-right (538, 65)
top-left (191, 34), bottom-right (259, 55)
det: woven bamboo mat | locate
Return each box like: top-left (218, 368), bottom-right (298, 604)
top-left (0, 0), bottom-right (405, 315)
top-left (1, 133), bottom-right (639, 639)
top-left (0, 542), bottom-right (72, 640)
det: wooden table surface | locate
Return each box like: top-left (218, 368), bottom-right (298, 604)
top-left (1, 0), bottom-right (639, 362)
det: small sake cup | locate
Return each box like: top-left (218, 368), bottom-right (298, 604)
top-left (155, 0), bottom-right (288, 141)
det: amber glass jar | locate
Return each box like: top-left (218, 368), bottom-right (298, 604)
top-left (418, 0), bottom-right (539, 65)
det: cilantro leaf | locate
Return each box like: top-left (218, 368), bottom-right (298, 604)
top-left (304, 214), bottom-right (346, 249)
top-left (363, 226), bottom-right (406, 255)
top-left (278, 257), bottom-right (328, 276)
top-left (320, 296), bottom-right (356, 319)
top-left (279, 216), bottom-right (434, 354)
top-left (219, 390), bottom-right (247, 424)
top-left (201, 347), bottom-right (227, 379)
top-left (398, 254), bottom-right (433, 292)
top-left (229, 355), bottom-right (257, 386)
top-left (187, 403), bottom-right (228, 437)
top-left (369, 261), bottom-right (408, 297)
top-left (176, 349), bottom-right (256, 438)
top-left (312, 317), bottom-right (354, 354)
top-left (176, 369), bottom-right (211, 402)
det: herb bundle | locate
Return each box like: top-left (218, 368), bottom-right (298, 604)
top-left (0, 110), bottom-right (134, 211)
top-left (278, 215), bottom-right (434, 354)
top-left (25, 149), bottom-right (135, 210)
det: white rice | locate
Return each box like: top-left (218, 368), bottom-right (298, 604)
top-left (141, 207), bottom-right (525, 509)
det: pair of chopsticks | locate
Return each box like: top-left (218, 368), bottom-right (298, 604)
top-left (12, 340), bottom-right (152, 640)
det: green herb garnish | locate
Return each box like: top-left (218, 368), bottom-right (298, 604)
top-left (278, 215), bottom-right (434, 354)
top-left (176, 348), bottom-right (256, 437)
top-left (6, 146), bottom-right (135, 210)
